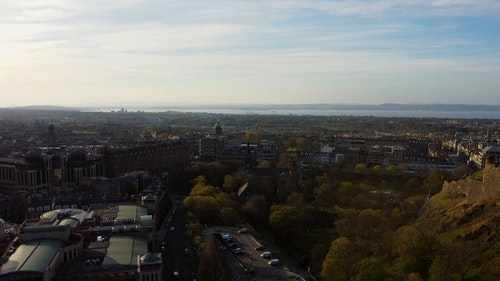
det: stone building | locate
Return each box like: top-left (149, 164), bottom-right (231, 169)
top-left (102, 140), bottom-right (190, 178)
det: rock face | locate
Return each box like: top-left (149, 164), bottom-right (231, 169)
top-left (442, 162), bottom-right (500, 203)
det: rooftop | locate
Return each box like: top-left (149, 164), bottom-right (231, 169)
top-left (103, 236), bottom-right (148, 266)
top-left (0, 239), bottom-right (64, 274)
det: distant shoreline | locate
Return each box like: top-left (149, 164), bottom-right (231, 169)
top-left (3, 104), bottom-right (500, 119)
top-left (82, 104), bottom-right (500, 119)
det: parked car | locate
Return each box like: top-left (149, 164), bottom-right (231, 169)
top-left (268, 258), bottom-right (280, 266)
top-left (238, 228), bottom-right (248, 233)
top-left (260, 251), bottom-right (272, 258)
top-left (255, 245), bottom-right (266, 251)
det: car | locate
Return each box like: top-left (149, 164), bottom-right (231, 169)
top-left (161, 245), bottom-right (166, 251)
top-left (173, 271), bottom-right (180, 280)
top-left (260, 251), bottom-right (272, 258)
top-left (246, 268), bottom-right (255, 275)
top-left (170, 226), bottom-right (176, 231)
top-left (268, 258), bottom-right (280, 266)
top-left (255, 245), bottom-right (266, 251)
top-left (238, 228), bottom-right (248, 234)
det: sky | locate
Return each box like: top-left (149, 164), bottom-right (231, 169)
top-left (1, 0), bottom-right (500, 108)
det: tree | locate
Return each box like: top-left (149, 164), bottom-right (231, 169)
top-left (372, 165), bottom-right (384, 173)
top-left (387, 165), bottom-right (398, 173)
top-left (429, 240), bottom-right (482, 281)
top-left (393, 225), bottom-right (436, 277)
top-left (269, 205), bottom-right (302, 230)
top-left (198, 240), bottom-right (234, 281)
top-left (286, 192), bottom-right (305, 208)
top-left (219, 207), bottom-right (242, 226)
top-left (269, 205), bottom-right (304, 245)
top-left (222, 175), bottom-right (238, 193)
top-left (352, 257), bottom-right (389, 281)
top-left (313, 182), bottom-right (338, 211)
top-left (355, 164), bottom-right (367, 173)
top-left (423, 169), bottom-right (446, 195)
top-left (407, 273), bottom-right (424, 281)
top-left (242, 195), bottom-right (269, 231)
top-left (322, 237), bottom-right (360, 281)
top-left (406, 178), bottom-right (421, 191)
top-left (355, 208), bottom-right (388, 242)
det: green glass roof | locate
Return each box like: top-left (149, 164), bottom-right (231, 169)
top-left (102, 236), bottom-right (147, 266)
top-left (116, 205), bottom-right (148, 220)
top-left (0, 239), bottom-right (64, 274)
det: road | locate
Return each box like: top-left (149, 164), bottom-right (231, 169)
top-left (206, 226), bottom-right (307, 281)
top-left (154, 194), bottom-right (307, 281)
top-left (155, 194), bottom-right (193, 281)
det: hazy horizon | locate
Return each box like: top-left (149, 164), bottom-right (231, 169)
top-left (2, 1), bottom-right (500, 107)
top-left (5, 103), bottom-right (500, 119)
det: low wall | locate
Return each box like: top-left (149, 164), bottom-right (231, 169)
top-left (442, 163), bottom-right (500, 203)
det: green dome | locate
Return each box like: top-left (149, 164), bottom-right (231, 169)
top-left (41, 208), bottom-right (85, 221)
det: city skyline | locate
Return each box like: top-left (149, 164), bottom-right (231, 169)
top-left (1, 0), bottom-right (500, 108)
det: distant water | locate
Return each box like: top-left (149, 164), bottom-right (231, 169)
top-left (180, 109), bottom-right (500, 119)
top-left (86, 107), bottom-right (500, 119)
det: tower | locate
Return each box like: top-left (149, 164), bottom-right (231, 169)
top-left (48, 122), bottom-right (56, 147)
top-left (215, 119), bottom-right (223, 136)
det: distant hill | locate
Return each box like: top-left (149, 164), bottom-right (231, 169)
top-left (6, 105), bottom-right (79, 111)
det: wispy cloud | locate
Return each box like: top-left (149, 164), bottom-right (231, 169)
top-left (1, 0), bottom-right (499, 106)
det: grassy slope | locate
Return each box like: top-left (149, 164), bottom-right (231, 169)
top-left (413, 191), bottom-right (500, 279)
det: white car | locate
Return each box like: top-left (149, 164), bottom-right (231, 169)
top-left (170, 226), bottom-right (176, 231)
top-left (268, 258), bottom-right (280, 265)
top-left (260, 251), bottom-right (272, 258)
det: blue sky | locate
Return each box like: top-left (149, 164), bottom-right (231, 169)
top-left (1, 0), bottom-right (500, 107)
